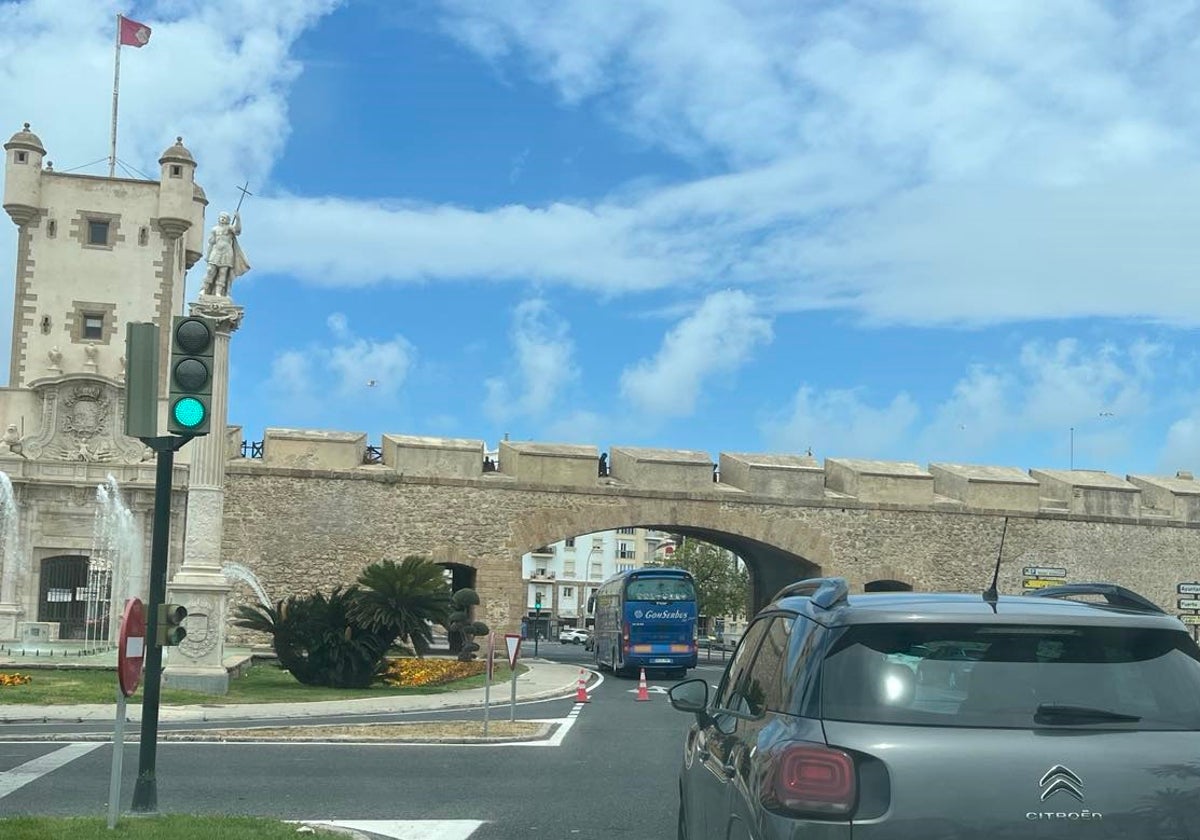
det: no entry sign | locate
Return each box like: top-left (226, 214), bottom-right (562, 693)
top-left (117, 598), bottom-right (145, 698)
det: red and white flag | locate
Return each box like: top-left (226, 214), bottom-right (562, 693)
top-left (118, 15), bottom-right (152, 48)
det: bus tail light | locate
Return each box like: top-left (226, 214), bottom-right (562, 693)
top-left (761, 743), bottom-right (857, 817)
top-left (622, 621), bottom-right (630, 653)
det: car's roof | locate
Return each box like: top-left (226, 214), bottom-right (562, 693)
top-left (773, 590), bottom-right (1185, 630)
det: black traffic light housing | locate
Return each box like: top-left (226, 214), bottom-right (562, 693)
top-left (167, 315), bottom-right (216, 436)
top-left (157, 603), bottom-right (188, 647)
top-left (535, 592), bottom-right (542, 609)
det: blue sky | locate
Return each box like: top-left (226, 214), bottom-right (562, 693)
top-left (5, 0), bottom-right (1200, 477)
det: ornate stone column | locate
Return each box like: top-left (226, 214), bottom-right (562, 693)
top-left (163, 295), bottom-right (243, 693)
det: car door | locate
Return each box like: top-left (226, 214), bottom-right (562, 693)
top-left (694, 618), bottom-right (770, 839)
top-left (722, 615), bottom-right (799, 840)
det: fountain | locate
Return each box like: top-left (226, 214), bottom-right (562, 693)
top-left (0, 473), bottom-right (21, 602)
top-left (0, 472), bottom-right (22, 640)
top-left (84, 475), bottom-right (143, 653)
top-left (222, 561), bottom-right (273, 608)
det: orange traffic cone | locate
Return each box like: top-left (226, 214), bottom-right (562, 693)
top-left (636, 667), bottom-right (650, 701)
top-left (575, 668), bottom-right (590, 703)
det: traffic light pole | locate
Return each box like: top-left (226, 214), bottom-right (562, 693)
top-left (131, 434), bottom-right (193, 814)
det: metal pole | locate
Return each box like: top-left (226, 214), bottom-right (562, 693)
top-left (130, 435), bottom-right (189, 813)
top-left (510, 668), bottom-right (517, 722)
top-left (110, 15), bottom-right (121, 178)
top-left (107, 687), bottom-right (127, 829)
top-left (483, 669), bottom-right (490, 737)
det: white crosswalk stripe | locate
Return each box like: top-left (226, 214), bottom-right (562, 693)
top-left (298, 820), bottom-right (485, 839)
top-left (0, 743), bottom-right (103, 800)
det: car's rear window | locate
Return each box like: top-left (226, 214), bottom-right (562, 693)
top-left (820, 622), bottom-right (1200, 730)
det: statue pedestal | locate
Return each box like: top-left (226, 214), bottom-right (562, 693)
top-left (163, 298), bottom-right (244, 695)
top-left (163, 568), bottom-right (232, 694)
top-left (0, 604), bottom-right (21, 642)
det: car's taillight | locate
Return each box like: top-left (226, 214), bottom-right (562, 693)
top-left (762, 743), bottom-right (856, 817)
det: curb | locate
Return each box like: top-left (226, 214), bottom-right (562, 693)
top-left (0, 674), bottom-right (584, 724)
top-left (0, 721), bottom-right (558, 745)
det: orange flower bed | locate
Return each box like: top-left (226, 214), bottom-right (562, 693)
top-left (0, 672), bottom-right (31, 687)
top-left (382, 657), bottom-right (484, 687)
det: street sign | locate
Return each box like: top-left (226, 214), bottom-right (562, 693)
top-left (1180, 614), bottom-right (1200, 625)
top-left (1023, 566), bottom-right (1067, 579)
top-left (504, 633), bottom-right (521, 668)
top-left (118, 598), bottom-right (145, 698)
top-left (1179, 599), bottom-right (1200, 611)
top-left (1179, 583), bottom-right (1200, 596)
top-left (1022, 578), bottom-right (1062, 590)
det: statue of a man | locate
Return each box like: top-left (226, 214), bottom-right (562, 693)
top-left (201, 211), bottom-right (251, 298)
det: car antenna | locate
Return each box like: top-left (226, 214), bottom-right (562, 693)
top-left (982, 516), bottom-right (1008, 610)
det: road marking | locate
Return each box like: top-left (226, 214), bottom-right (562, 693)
top-left (626, 685), bottom-right (669, 694)
top-left (0, 743), bottom-right (102, 800)
top-left (299, 820), bottom-right (484, 839)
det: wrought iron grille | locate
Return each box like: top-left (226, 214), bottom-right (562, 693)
top-left (38, 555), bottom-right (94, 640)
top-left (241, 439), bottom-right (264, 459)
top-left (363, 445), bottom-right (383, 465)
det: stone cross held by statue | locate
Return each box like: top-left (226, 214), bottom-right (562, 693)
top-left (234, 181), bottom-right (253, 214)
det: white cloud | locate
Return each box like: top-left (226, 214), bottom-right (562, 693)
top-left (762, 387), bottom-right (920, 459)
top-left (485, 298), bottom-right (578, 422)
top-left (761, 336), bottom-right (1165, 466)
top-left (270, 313), bottom-right (415, 407)
top-left (7, 0), bottom-right (1200, 373)
top-left (620, 289), bottom-right (772, 417)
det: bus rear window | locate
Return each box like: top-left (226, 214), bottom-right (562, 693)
top-left (626, 578), bottom-right (695, 602)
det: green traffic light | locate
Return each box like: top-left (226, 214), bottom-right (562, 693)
top-left (172, 396), bottom-right (206, 429)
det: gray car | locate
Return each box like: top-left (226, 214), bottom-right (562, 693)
top-left (669, 577), bottom-right (1200, 839)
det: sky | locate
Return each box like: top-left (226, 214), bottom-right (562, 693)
top-left (3, 0), bottom-right (1200, 478)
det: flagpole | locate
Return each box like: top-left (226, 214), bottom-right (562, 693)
top-left (110, 14), bottom-right (121, 178)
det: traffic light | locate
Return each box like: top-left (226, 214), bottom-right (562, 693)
top-left (535, 592), bottom-right (542, 610)
top-left (124, 322), bottom-right (160, 439)
top-left (157, 603), bottom-right (187, 646)
top-left (167, 315), bottom-right (215, 436)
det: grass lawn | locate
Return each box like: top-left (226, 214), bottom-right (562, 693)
top-left (0, 814), bottom-right (342, 839)
top-left (0, 659), bottom-right (526, 706)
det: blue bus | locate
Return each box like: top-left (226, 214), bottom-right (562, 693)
top-left (589, 567), bottom-right (698, 677)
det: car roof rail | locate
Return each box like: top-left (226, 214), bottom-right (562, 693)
top-left (1023, 583), bottom-right (1165, 614)
top-left (771, 577), bottom-right (850, 610)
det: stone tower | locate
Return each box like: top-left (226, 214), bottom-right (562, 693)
top-left (2, 127), bottom-right (207, 392)
top-left (0, 125), bottom-right (208, 644)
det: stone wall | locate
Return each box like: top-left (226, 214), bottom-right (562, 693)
top-left (221, 460), bottom-right (1200, 642)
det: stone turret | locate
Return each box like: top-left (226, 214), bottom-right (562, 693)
top-left (3, 123), bottom-right (45, 226)
top-left (156, 136), bottom-right (196, 240)
top-left (187, 182), bottom-right (209, 268)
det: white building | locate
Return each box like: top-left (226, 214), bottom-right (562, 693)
top-left (520, 527), bottom-right (673, 637)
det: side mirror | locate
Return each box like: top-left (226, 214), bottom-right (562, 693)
top-left (668, 678), bottom-right (709, 715)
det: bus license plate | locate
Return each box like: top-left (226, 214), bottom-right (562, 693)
top-left (652, 658), bottom-right (672, 664)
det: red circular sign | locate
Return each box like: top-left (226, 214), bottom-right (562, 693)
top-left (118, 598), bottom-right (146, 698)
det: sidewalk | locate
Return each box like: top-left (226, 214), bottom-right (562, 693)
top-left (0, 660), bottom-right (584, 724)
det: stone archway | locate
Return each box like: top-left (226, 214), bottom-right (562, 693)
top-left (507, 502), bottom-right (833, 631)
top-left (864, 579), bottom-right (913, 592)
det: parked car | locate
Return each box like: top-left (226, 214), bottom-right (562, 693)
top-left (669, 578), bottom-right (1200, 839)
top-left (558, 627), bottom-right (590, 644)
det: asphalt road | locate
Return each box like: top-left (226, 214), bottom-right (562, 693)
top-left (0, 655), bottom-right (732, 839)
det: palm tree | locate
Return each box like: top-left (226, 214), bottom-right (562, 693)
top-left (233, 586), bottom-right (389, 688)
top-left (350, 556), bottom-right (452, 655)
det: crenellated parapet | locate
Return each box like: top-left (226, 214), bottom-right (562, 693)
top-left (229, 427), bottom-right (1200, 525)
